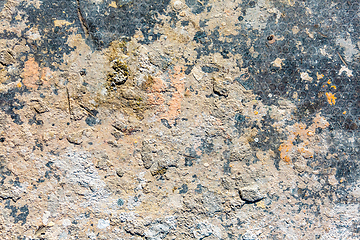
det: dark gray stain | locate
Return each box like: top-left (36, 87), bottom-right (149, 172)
top-left (5, 200), bottom-right (29, 225)
top-left (195, 184), bottom-right (202, 194)
top-left (28, 114), bottom-right (43, 125)
top-left (185, 0), bottom-right (209, 14)
top-left (161, 118), bottom-right (172, 129)
top-left (179, 184), bottom-right (188, 194)
top-left (85, 115), bottom-right (101, 126)
top-left (78, 0), bottom-right (171, 48)
top-left (0, 89), bottom-right (25, 125)
top-left (19, 1), bottom-right (77, 67)
top-left (200, 137), bottom-right (214, 154)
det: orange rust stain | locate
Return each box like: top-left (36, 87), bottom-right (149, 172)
top-left (23, 57), bottom-right (39, 89)
top-left (146, 66), bottom-right (186, 125)
top-left (327, 79), bottom-right (331, 84)
top-left (147, 76), bottom-right (166, 112)
top-left (162, 66), bottom-right (185, 124)
top-left (331, 85), bottom-right (337, 90)
top-left (316, 72), bottom-right (324, 80)
top-left (325, 92), bottom-right (336, 105)
top-left (23, 57), bottom-right (52, 89)
top-left (279, 142), bottom-right (293, 163)
top-left (279, 114), bottom-right (329, 163)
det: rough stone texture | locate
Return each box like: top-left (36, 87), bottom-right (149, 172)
top-left (0, 0), bottom-right (360, 239)
top-left (239, 185), bottom-right (264, 202)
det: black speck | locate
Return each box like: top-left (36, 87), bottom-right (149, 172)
top-left (161, 118), bottom-right (172, 129)
top-left (185, 157), bottom-right (193, 166)
top-left (5, 201), bottom-right (29, 225)
top-left (85, 115), bottom-right (100, 126)
top-left (28, 115), bottom-right (43, 125)
top-left (181, 21), bottom-right (189, 26)
top-left (223, 159), bottom-right (231, 174)
top-left (195, 184), bottom-right (202, 194)
top-left (193, 31), bottom-right (207, 44)
top-left (201, 66), bottom-right (219, 73)
top-left (179, 184), bottom-right (188, 194)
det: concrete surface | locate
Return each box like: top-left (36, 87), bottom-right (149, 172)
top-left (0, 0), bottom-right (359, 239)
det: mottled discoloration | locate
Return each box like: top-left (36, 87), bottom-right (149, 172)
top-left (0, 0), bottom-right (359, 239)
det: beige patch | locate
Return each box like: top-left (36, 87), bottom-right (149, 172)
top-left (316, 72), bottom-right (324, 80)
top-left (292, 26), bottom-right (299, 34)
top-left (300, 72), bottom-right (313, 82)
top-left (54, 20), bottom-right (73, 27)
top-left (305, 28), bottom-right (314, 39)
top-left (271, 58), bottom-right (285, 69)
top-left (108, 1), bottom-right (117, 8)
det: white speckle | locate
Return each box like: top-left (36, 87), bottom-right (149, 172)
top-left (305, 28), bottom-right (314, 39)
top-left (192, 67), bottom-right (204, 81)
top-left (254, 138), bottom-right (259, 142)
top-left (300, 72), bottom-right (313, 82)
top-left (268, 93), bottom-right (272, 98)
top-left (271, 58), bottom-right (285, 69)
top-left (243, 0), bottom-right (281, 30)
top-left (319, 45), bottom-right (332, 59)
top-left (100, 87), bottom-right (108, 96)
top-left (204, 163), bottom-right (209, 167)
top-left (336, 37), bottom-right (359, 62)
top-left (97, 219), bottom-right (110, 229)
top-left (292, 26), bottom-right (299, 35)
top-left (27, 27), bottom-right (41, 40)
top-left (47, 222), bottom-right (55, 227)
top-left (62, 219), bottom-right (71, 227)
top-left (42, 211), bottom-right (51, 225)
top-left (173, 1), bottom-right (183, 10)
top-left (338, 65), bottom-right (353, 77)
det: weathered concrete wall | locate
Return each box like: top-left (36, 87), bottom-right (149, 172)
top-left (0, 0), bottom-right (359, 239)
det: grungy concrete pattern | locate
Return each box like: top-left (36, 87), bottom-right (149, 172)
top-left (0, 0), bottom-right (360, 239)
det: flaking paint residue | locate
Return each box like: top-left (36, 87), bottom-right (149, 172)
top-left (22, 57), bottom-right (40, 89)
top-left (325, 92), bottom-right (336, 105)
top-left (161, 66), bottom-right (185, 124)
top-left (279, 114), bottom-right (329, 163)
top-left (22, 57), bottom-right (52, 89)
